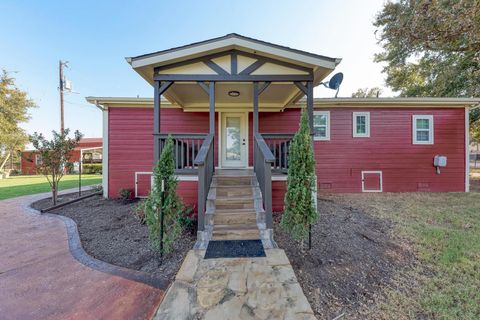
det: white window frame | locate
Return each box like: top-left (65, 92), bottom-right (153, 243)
top-left (313, 110), bottom-right (330, 141)
top-left (413, 115), bottom-right (434, 145)
top-left (361, 170), bottom-right (383, 192)
top-left (353, 112), bottom-right (370, 137)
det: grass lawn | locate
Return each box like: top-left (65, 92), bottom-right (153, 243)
top-left (0, 174), bottom-right (102, 200)
top-left (330, 192), bottom-right (480, 319)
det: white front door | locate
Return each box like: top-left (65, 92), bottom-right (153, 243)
top-left (221, 113), bottom-right (247, 168)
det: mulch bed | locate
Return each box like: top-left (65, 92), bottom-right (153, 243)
top-left (274, 196), bottom-right (416, 319)
top-left (32, 192), bottom-right (196, 281)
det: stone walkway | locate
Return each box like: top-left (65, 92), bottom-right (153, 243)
top-left (0, 189), bottom-right (165, 320)
top-left (155, 249), bottom-right (316, 320)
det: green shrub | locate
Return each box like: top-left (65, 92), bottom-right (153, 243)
top-left (133, 199), bottom-right (146, 223)
top-left (9, 169), bottom-right (22, 176)
top-left (83, 163), bottom-right (102, 174)
top-left (144, 135), bottom-right (183, 254)
top-left (281, 111), bottom-right (318, 246)
top-left (118, 188), bottom-right (132, 204)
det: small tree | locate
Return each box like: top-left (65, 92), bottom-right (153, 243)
top-left (144, 135), bottom-right (183, 255)
top-left (281, 111), bottom-right (318, 249)
top-left (30, 129), bottom-right (82, 205)
top-left (0, 70), bottom-right (36, 175)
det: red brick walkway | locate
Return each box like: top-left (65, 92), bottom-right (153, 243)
top-left (0, 190), bottom-right (164, 320)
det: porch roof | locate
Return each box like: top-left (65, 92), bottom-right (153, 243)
top-left (126, 33), bottom-right (341, 86)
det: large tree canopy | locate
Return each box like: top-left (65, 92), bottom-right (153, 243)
top-left (374, 0), bottom-right (480, 97)
top-left (0, 70), bottom-right (36, 168)
top-left (352, 87), bottom-right (383, 98)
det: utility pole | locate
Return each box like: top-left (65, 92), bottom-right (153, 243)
top-left (59, 60), bottom-right (66, 135)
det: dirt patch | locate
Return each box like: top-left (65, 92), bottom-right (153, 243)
top-left (274, 196), bottom-right (416, 319)
top-left (32, 192), bottom-right (196, 281)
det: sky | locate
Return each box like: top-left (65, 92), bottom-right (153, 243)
top-left (0, 0), bottom-right (392, 140)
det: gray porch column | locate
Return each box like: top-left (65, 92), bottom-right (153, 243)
top-left (153, 81), bottom-right (173, 165)
top-left (253, 82), bottom-right (259, 133)
top-left (209, 82), bottom-right (215, 134)
top-left (307, 81), bottom-right (314, 133)
top-left (153, 81), bottom-right (161, 165)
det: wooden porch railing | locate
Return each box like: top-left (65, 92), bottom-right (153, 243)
top-left (261, 133), bottom-right (294, 173)
top-left (156, 133), bottom-right (207, 173)
top-left (254, 133), bottom-right (275, 228)
top-left (193, 133), bottom-right (214, 232)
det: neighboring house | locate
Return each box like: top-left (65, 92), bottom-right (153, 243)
top-left (21, 138), bottom-right (103, 175)
top-left (86, 34), bottom-right (478, 213)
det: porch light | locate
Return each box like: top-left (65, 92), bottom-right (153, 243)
top-left (228, 90), bottom-right (240, 97)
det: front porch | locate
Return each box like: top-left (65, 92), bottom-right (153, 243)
top-left (154, 88), bottom-right (310, 239)
top-left (127, 34), bottom-right (339, 243)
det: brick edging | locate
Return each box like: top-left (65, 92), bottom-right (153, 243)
top-left (27, 201), bottom-right (169, 290)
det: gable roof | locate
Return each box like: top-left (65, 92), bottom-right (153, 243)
top-left (126, 33), bottom-right (341, 85)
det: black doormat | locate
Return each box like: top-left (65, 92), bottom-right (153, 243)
top-left (204, 240), bottom-right (266, 259)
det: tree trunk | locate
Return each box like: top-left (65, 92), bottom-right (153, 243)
top-left (52, 184), bottom-right (57, 205)
top-left (0, 152), bottom-right (10, 171)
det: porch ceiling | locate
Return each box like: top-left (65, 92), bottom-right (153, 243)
top-left (165, 82), bottom-right (301, 111)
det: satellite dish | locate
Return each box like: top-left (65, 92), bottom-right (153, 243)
top-left (321, 72), bottom-right (344, 98)
top-left (328, 72), bottom-right (343, 90)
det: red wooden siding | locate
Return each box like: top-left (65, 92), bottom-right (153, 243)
top-left (134, 171), bottom-right (197, 209)
top-left (106, 106), bottom-right (466, 210)
top-left (272, 181), bottom-right (287, 212)
top-left (256, 107), bottom-right (465, 193)
top-left (108, 108), bottom-right (209, 204)
top-left (315, 108), bottom-right (466, 193)
top-left (20, 151), bottom-right (37, 175)
top-left (108, 108), bottom-right (154, 198)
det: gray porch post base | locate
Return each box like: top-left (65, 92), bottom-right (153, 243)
top-left (251, 175), bottom-right (277, 249)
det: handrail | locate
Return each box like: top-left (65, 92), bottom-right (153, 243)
top-left (254, 133), bottom-right (275, 162)
top-left (194, 133), bottom-right (214, 232)
top-left (194, 133), bottom-right (214, 166)
top-left (155, 133), bottom-right (207, 139)
top-left (253, 133), bottom-right (274, 229)
top-left (260, 133), bottom-right (295, 138)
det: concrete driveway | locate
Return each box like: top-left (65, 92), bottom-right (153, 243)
top-left (0, 189), bottom-right (165, 320)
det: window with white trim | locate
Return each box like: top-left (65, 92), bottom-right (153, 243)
top-left (413, 115), bottom-right (434, 144)
top-left (313, 111), bottom-right (330, 141)
top-left (353, 112), bottom-right (370, 137)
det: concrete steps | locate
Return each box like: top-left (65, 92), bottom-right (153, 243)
top-left (194, 169), bottom-right (277, 249)
top-left (214, 197), bottom-right (254, 210)
top-left (212, 172), bottom-right (259, 241)
top-left (214, 210), bottom-right (257, 225)
top-left (212, 224), bottom-right (260, 241)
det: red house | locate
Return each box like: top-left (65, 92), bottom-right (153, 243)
top-left (86, 34), bottom-right (477, 247)
top-left (21, 138), bottom-right (102, 175)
